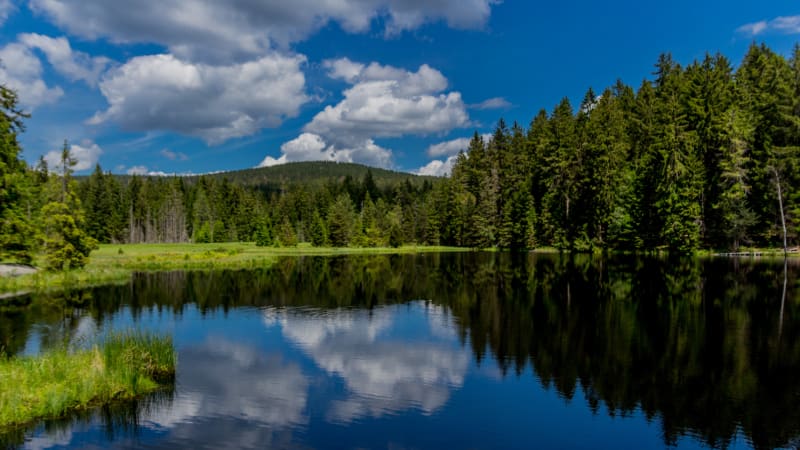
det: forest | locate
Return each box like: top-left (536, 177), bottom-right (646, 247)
top-left (2, 42), bottom-right (800, 266)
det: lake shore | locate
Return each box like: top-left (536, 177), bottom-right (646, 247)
top-left (0, 243), bottom-right (470, 296)
top-left (2, 243), bottom-right (797, 297)
top-left (0, 332), bottom-right (175, 430)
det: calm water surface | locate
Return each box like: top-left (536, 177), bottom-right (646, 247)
top-left (1, 253), bottom-right (798, 449)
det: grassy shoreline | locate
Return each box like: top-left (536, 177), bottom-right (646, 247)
top-left (0, 332), bottom-right (176, 429)
top-left (1, 242), bottom-right (797, 296)
top-left (0, 243), bottom-right (470, 295)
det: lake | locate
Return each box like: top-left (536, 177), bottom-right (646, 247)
top-left (1, 253), bottom-right (798, 449)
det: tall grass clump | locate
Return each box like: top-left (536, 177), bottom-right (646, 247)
top-left (102, 331), bottom-right (176, 383)
top-left (0, 332), bottom-right (176, 429)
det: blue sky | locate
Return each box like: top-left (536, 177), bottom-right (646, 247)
top-left (0, 0), bottom-right (798, 176)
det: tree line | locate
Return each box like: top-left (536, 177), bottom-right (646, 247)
top-left (2, 42), bottom-right (800, 266)
top-left (75, 165), bottom-right (437, 248)
top-left (443, 43), bottom-right (800, 252)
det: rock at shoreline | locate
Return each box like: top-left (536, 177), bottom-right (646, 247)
top-left (0, 264), bottom-right (39, 277)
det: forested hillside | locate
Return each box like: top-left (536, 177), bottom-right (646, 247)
top-left (75, 163), bottom-right (437, 247)
top-left (2, 42), bottom-right (800, 263)
top-left (201, 161), bottom-right (436, 189)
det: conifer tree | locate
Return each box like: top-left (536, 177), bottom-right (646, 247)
top-left (41, 141), bottom-right (97, 270)
top-left (0, 85), bottom-right (37, 263)
top-left (651, 54), bottom-right (703, 252)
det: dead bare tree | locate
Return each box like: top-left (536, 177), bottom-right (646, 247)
top-left (769, 166), bottom-right (788, 257)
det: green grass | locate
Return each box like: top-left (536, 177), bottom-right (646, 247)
top-left (0, 242), bottom-right (469, 295)
top-left (0, 332), bottom-right (176, 429)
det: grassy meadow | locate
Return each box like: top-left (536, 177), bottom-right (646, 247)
top-left (0, 243), bottom-right (468, 295)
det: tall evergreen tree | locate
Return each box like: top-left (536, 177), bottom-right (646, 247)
top-left (652, 54), bottom-right (703, 252)
top-left (41, 141), bottom-right (97, 270)
top-left (0, 85), bottom-right (37, 263)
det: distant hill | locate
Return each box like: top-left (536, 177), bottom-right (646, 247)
top-left (81, 161), bottom-right (440, 189)
top-left (199, 161), bottom-right (438, 188)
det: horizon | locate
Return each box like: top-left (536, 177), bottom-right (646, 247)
top-left (1, 0), bottom-right (799, 176)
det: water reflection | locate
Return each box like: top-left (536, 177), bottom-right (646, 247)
top-left (155, 338), bottom-right (309, 428)
top-left (264, 305), bottom-right (468, 423)
top-left (132, 338), bottom-right (310, 449)
top-left (0, 253), bottom-right (798, 449)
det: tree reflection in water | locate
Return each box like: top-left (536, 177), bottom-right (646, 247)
top-left (1, 253), bottom-right (798, 449)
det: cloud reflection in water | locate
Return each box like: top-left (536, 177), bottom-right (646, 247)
top-left (264, 302), bottom-right (469, 423)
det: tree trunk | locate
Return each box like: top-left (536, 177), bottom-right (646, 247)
top-left (770, 166), bottom-right (788, 256)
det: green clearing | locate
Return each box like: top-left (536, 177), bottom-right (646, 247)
top-left (0, 332), bottom-right (175, 429)
top-left (0, 243), bottom-right (468, 295)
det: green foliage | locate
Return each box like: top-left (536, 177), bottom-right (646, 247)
top-left (0, 86), bottom-right (36, 263)
top-left (254, 218), bottom-right (273, 247)
top-left (0, 331), bottom-right (175, 428)
top-left (327, 194), bottom-right (356, 247)
top-left (387, 204), bottom-right (403, 248)
top-left (309, 210), bottom-right (328, 246)
top-left (0, 205), bottom-right (38, 264)
top-left (276, 217), bottom-right (298, 247)
top-left (101, 331), bottom-right (176, 383)
top-left (432, 43), bottom-right (800, 253)
top-left (41, 202), bottom-right (98, 271)
top-left (193, 222), bottom-right (212, 244)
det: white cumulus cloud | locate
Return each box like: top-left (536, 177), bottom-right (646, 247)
top-left (29, 0), bottom-right (498, 63)
top-left (417, 133), bottom-right (491, 176)
top-left (19, 34), bottom-right (111, 86)
top-left (125, 166), bottom-right (172, 176)
top-left (307, 60), bottom-right (467, 143)
top-left (416, 154), bottom-right (460, 177)
top-left (43, 140), bottom-right (103, 173)
top-left (125, 165), bottom-right (150, 175)
top-left (416, 157), bottom-right (451, 177)
top-left (89, 53), bottom-right (309, 144)
top-left (259, 132), bottom-right (392, 168)
top-left (0, 42), bottom-right (63, 110)
top-left (260, 59), bottom-right (469, 169)
top-left (426, 133), bottom-right (491, 157)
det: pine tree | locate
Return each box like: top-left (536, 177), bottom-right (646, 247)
top-left (631, 79), bottom-right (661, 249)
top-left (715, 107), bottom-right (756, 250)
top-left (683, 54), bottom-right (735, 247)
top-left (192, 186), bottom-right (214, 243)
top-left (527, 109), bottom-right (552, 245)
top-left (327, 193), bottom-right (356, 247)
top-left (737, 43), bottom-right (796, 245)
top-left (41, 141), bottom-right (97, 270)
top-left (309, 209), bottom-right (328, 246)
top-left (0, 85), bottom-right (37, 263)
top-left (82, 164), bottom-right (113, 243)
top-left (498, 122), bottom-right (533, 249)
top-left (582, 87), bottom-right (632, 249)
top-left (254, 216), bottom-right (273, 247)
top-left (276, 217), bottom-right (297, 247)
top-left (651, 54), bottom-right (703, 252)
top-left (541, 98), bottom-right (579, 248)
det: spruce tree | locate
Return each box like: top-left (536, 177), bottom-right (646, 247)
top-left (0, 85), bottom-right (37, 263)
top-left (41, 141), bottom-right (97, 270)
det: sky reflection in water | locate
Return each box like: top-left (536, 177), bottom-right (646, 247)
top-left (3, 253), bottom-right (797, 449)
